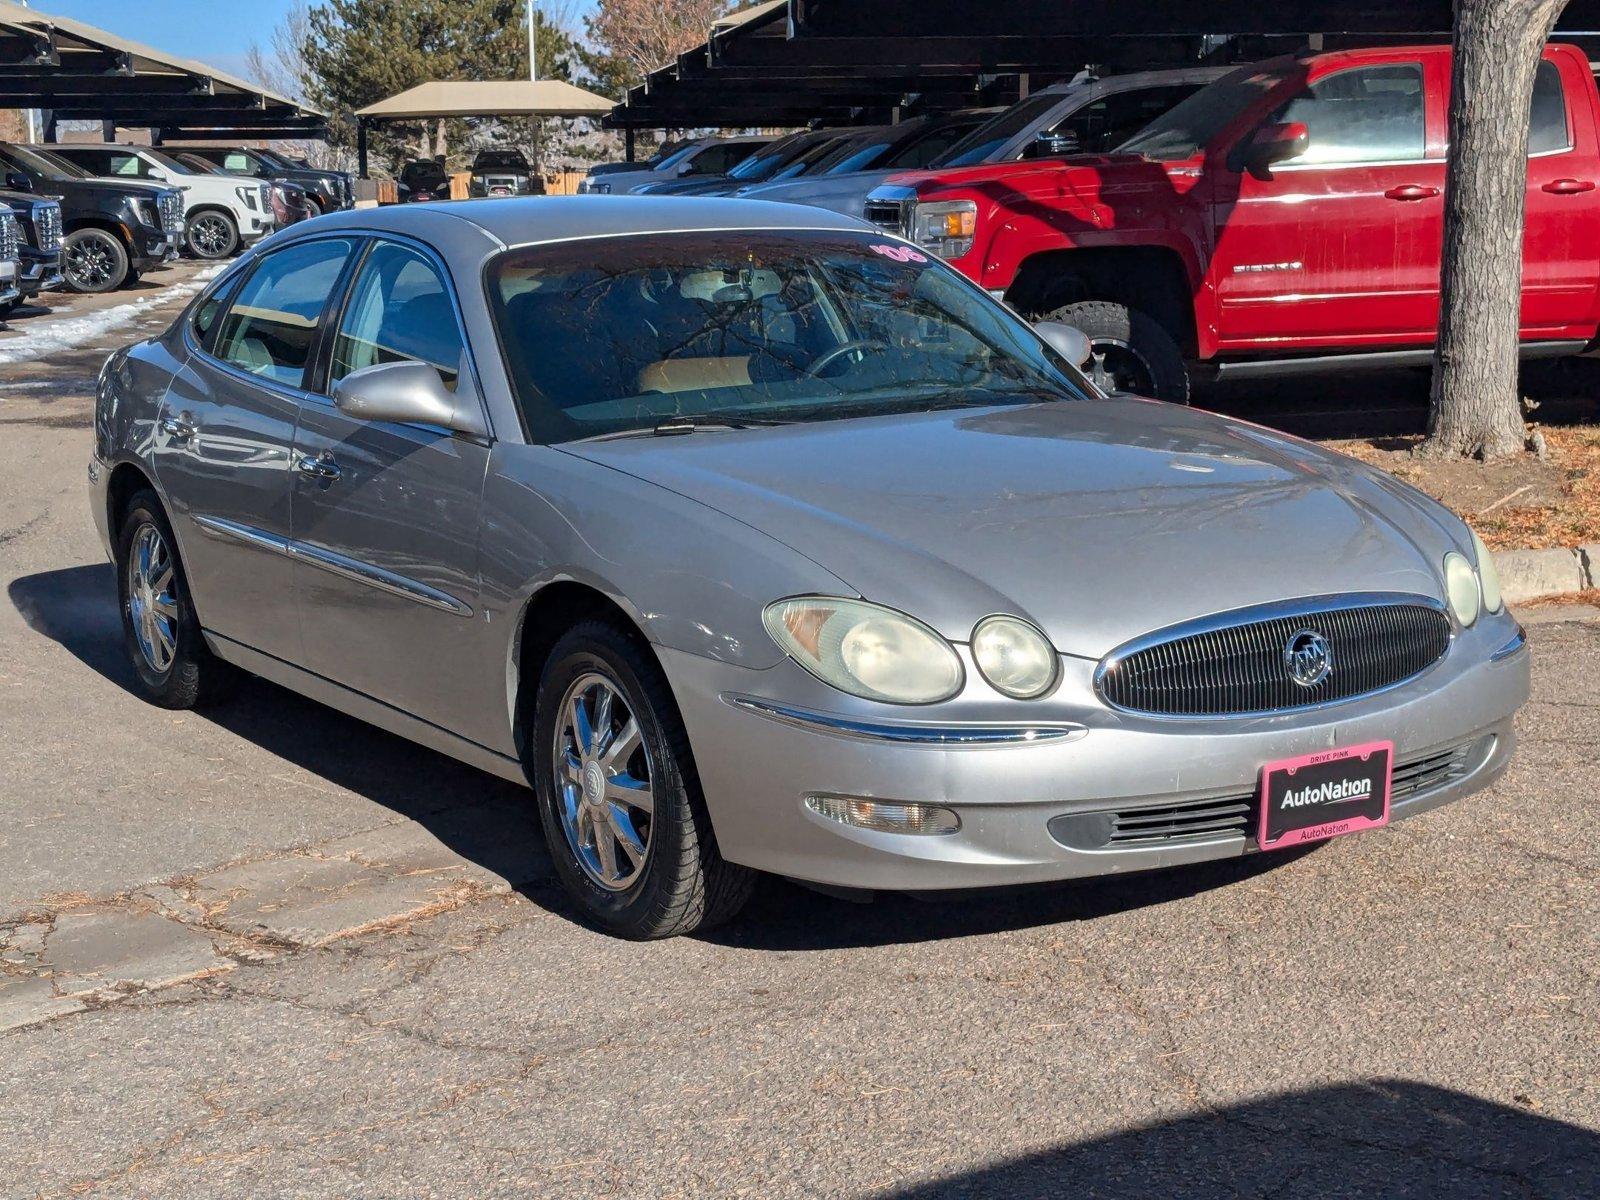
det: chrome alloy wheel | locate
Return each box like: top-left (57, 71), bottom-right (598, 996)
top-left (188, 213), bottom-right (232, 258)
top-left (66, 233), bottom-right (117, 290)
top-left (553, 672), bottom-right (655, 891)
top-left (126, 523), bottom-right (178, 674)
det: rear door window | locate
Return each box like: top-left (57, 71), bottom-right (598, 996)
top-left (1529, 61), bottom-right (1571, 154)
top-left (211, 238), bottom-right (355, 388)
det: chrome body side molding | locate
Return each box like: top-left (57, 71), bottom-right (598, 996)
top-left (191, 513), bottom-right (473, 617)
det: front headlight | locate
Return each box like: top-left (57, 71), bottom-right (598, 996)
top-left (1470, 528), bottom-right (1503, 614)
top-left (764, 597), bottom-right (964, 705)
top-left (909, 199), bottom-right (977, 259)
top-left (134, 198), bottom-right (161, 228)
top-left (972, 616), bottom-right (1059, 699)
top-left (1444, 551), bottom-right (1481, 627)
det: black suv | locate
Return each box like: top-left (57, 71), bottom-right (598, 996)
top-left (0, 188), bottom-right (62, 313)
top-left (468, 149), bottom-right (544, 198)
top-left (0, 144), bottom-right (181, 293)
top-left (397, 159), bottom-right (451, 203)
top-left (181, 147), bottom-right (353, 216)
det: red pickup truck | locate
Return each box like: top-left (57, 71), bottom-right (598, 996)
top-left (865, 43), bottom-right (1600, 401)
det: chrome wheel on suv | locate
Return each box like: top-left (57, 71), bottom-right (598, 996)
top-left (553, 671), bottom-right (655, 891)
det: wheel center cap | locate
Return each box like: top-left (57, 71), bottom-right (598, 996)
top-left (582, 761), bottom-right (606, 804)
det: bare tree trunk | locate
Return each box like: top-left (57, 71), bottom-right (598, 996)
top-left (1422, 0), bottom-right (1570, 461)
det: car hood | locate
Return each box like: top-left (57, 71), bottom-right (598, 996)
top-left (67, 176), bottom-right (172, 198)
top-left (563, 399), bottom-right (1464, 659)
top-left (740, 168), bottom-right (900, 214)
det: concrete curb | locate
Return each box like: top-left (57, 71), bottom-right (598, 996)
top-left (1494, 543), bottom-right (1598, 604)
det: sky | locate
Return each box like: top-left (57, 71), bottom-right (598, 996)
top-left (38, 0), bottom-right (598, 83)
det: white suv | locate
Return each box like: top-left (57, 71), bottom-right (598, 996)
top-left (41, 143), bottom-right (274, 260)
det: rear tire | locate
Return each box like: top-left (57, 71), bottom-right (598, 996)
top-left (531, 621), bottom-right (754, 939)
top-left (1043, 298), bottom-right (1191, 403)
top-left (186, 210), bottom-right (239, 259)
top-left (115, 490), bottom-right (236, 709)
top-left (63, 228), bottom-right (130, 294)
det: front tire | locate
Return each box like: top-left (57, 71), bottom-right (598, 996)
top-left (115, 490), bottom-right (235, 708)
top-left (531, 621), bottom-right (753, 939)
top-left (186, 210), bottom-right (239, 259)
top-left (1043, 299), bottom-right (1191, 403)
top-left (63, 228), bottom-right (130, 294)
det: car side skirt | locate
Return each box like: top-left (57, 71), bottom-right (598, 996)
top-left (204, 631), bottom-right (529, 788)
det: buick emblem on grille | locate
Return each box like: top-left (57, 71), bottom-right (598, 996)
top-left (1284, 629), bottom-right (1333, 688)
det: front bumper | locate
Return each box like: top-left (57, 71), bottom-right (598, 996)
top-left (663, 614), bottom-right (1531, 891)
top-left (0, 257), bottom-right (17, 304)
top-left (132, 225), bottom-right (181, 270)
top-left (19, 248), bottom-right (63, 297)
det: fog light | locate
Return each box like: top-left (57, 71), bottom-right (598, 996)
top-left (805, 794), bottom-right (960, 835)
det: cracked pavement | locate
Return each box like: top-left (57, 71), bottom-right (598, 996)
top-left (0, 265), bottom-right (1596, 1197)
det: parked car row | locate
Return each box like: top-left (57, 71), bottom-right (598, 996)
top-left (0, 142), bottom-right (352, 304)
top-left (576, 44), bottom-right (1600, 400)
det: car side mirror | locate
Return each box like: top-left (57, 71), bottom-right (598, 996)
top-left (332, 360), bottom-right (486, 438)
top-left (1240, 121), bottom-right (1310, 175)
top-left (5, 172), bottom-right (30, 192)
top-left (1027, 129), bottom-right (1083, 159)
top-left (1034, 320), bottom-right (1093, 369)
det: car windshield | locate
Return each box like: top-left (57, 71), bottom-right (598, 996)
top-left (401, 161), bottom-right (449, 186)
top-left (4, 145), bottom-right (87, 179)
top-left (488, 230), bottom-right (1090, 443)
top-left (252, 149), bottom-right (290, 169)
top-left (475, 151), bottom-right (527, 170)
top-left (933, 91), bottom-right (1069, 167)
top-left (1115, 68), bottom-right (1289, 160)
top-left (144, 148), bottom-right (194, 174)
top-left (726, 133), bottom-right (814, 181)
top-left (650, 143), bottom-right (702, 173)
top-left (175, 153), bottom-right (227, 175)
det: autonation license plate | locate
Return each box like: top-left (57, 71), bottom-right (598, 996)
top-left (1258, 741), bottom-right (1393, 851)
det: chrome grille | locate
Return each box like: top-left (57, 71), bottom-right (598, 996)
top-left (0, 210), bottom-right (18, 263)
top-left (863, 198), bottom-right (906, 234)
top-left (1096, 598), bottom-right (1452, 717)
top-left (157, 190), bottom-right (184, 236)
top-left (35, 201), bottom-right (61, 252)
top-left (1048, 738), bottom-right (1485, 851)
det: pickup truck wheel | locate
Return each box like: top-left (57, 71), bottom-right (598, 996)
top-left (1044, 299), bottom-right (1191, 403)
top-left (186, 210), bottom-right (239, 259)
top-left (63, 228), bottom-right (130, 294)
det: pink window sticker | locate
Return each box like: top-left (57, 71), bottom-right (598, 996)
top-left (869, 243), bottom-right (928, 264)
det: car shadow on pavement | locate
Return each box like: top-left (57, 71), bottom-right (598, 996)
top-left (871, 1080), bottom-right (1598, 1198)
top-left (9, 562), bottom-right (558, 901)
top-left (12, 562), bottom-right (1319, 947)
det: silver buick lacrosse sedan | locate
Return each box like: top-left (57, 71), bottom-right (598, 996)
top-left (89, 197), bottom-right (1529, 938)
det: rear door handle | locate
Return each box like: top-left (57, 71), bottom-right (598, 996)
top-left (1542, 178), bottom-right (1595, 195)
top-left (1384, 184), bottom-right (1441, 202)
top-left (295, 453), bottom-right (342, 481)
top-left (159, 414), bottom-right (196, 443)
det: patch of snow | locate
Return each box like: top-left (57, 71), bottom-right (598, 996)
top-left (0, 265), bottom-right (225, 367)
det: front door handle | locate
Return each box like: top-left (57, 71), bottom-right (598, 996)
top-left (1543, 178), bottom-right (1595, 195)
top-left (295, 452), bottom-right (342, 481)
top-left (158, 414), bottom-right (196, 443)
top-left (1384, 184), bottom-right (1441, 202)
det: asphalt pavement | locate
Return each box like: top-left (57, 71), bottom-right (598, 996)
top-left (0, 264), bottom-right (1595, 1198)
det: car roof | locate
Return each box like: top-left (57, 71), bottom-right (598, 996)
top-left (294, 195), bottom-right (869, 250)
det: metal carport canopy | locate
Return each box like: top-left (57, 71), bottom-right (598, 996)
top-left (606, 0), bottom-right (1600, 130)
top-left (0, 0), bottom-right (326, 141)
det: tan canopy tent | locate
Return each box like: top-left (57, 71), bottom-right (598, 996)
top-left (354, 79), bottom-right (614, 176)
